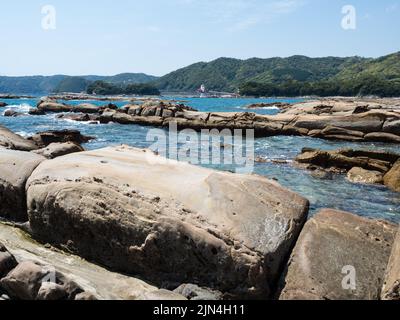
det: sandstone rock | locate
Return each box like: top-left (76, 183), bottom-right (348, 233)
top-left (174, 284), bottom-right (223, 300)
top-left (126, 105), bottom-right (143, 116)
top-left (73, 103), bottom-right (100, 114)
top-left (0, 149), bottom-right (45, 221)
top-left (278, 209), bottom-right (398, 300)
top-left (0, 242), bottom-right (18, 278)
top-left (382, 228), bottom-right (400, 300)
top-left (320, 126), bottom-right (364, 138)
top-left (74, 292), bottom-right (98, 300)
top-left (26, 146), bottom-right (309, 298)
top-left (37, 101), bottom-right (72, 113)
top-left (30, 130), bottom-right (94, 147)
top-left (33, 142), bottom-right (84, 159)
top-left (384, 160), bottom-right (400, 192)
top-left (99, 108), bottom-right (117, 123)
top-left (36, 282), bottom-right (68, 300)
top-left (296, 149), bottom-right (392, 173)
top-left (137, 289), bottom-right (187, 301)
top-left (364, 132), bottom-right (400, 143)
top-left (383, 120), bottom-right (400, 135)
top-left (347, 167), bottom-right (384, 185)
top-left (0, 261), bottom-right (46, 300)
top-left (28, 108), bottom-right (46, 116)
top-left (56, 113), bottom-right (92, 122)
top-left (0, 125), bottom-right (38, 151)
top-left (4, 109), bottom-right (24, 117)
top-left (0, 260), bottom-right (86, 300)
top-left (0, 222), bottom-right (162, 300)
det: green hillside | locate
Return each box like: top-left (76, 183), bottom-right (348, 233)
top-left (155, 55), bottom-right (368, 92)
top-left (0, 73), bottom-right (159, 94)
top-left (155, 52), bottom-right (400, 96)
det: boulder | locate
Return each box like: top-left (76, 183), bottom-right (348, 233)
top-left (0, 125), bottom-right (38, 151)
top-left (0, 222), bottom-right (165, 300)
top-left (0, 242), bottom-right (18, 278)
top-left (37, 101), bottom-right (72, 113)
top-left (347, 167), bottom-right (384, 185)
top-left (364, 132), bottom-right (400, 143)
top-left (0, 261), bottom-right (46, 300)
top-left (56, 113), bottom-right (92, 122)
top-left (0, 102), bottom-right (8, 108)
top-left (383, 120), bottom-right (400, 135)
top-left (384, 160), bottom-right (400, 192)
top-left (174, 284), bottom-right (223, 300)
top-left (26, 146), bottom-right (309, 298)
top-left (0, 260), bottom-right (85, 300)
top-left (33, 142), bottom-right (84, 159)
top-left (28, 108), bottom-right (46, 116)
top-left (294, 114), bottom-right (384, 133)
top-left (382, 229), bottom-right (400, 300)
top-left (30, 130), bottom-right (94, 147)
top-left (126, 105), bottom-right (143, 116)
top-left (4, 109), bottom-right (24, 117)
top-left (296, 149), bottom-right (392, 173)
top-left (0, 149), bottom-right (45, 221)
top-left (72, 103), bottom-right (100, 114)
top-left (278, 209), bottom-right (397, 300)
top-left (320, 126), bottom-right (365, 138)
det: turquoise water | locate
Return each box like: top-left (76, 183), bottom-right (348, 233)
top-left (1, 97), bottom-right (400, 223)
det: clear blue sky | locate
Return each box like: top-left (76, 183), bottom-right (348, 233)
top-left (0, 0), bottom-right (399, 76)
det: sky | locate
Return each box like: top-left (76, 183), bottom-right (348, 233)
top-left (0, 0), bottom-right (399, 76)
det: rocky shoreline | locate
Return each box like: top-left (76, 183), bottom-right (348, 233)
top-left (16, 97), bottom-right (400, 143)
top-left (0, 123), bottom-right (399, 300)
top-left (295, 148), bottom-right (400, 192)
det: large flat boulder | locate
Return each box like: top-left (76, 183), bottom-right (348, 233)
top-left (0, 125), bottom-right (38, 151)
top-left (26, 146), bottom-right (309, 298)
top-left (0, 149), bottom-right (45, 221)
top-left (278, 209), bottom-right (397, 300)
top-left (382, 228), bottom-right (400, 300)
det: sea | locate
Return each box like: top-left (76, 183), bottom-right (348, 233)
top-left (1, 96), bottom-right (400, 223)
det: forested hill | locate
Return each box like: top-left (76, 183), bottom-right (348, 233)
top-left (0, 73), bottom-right (159, 94)
top-left (155, 52), bottom-right (400, 96)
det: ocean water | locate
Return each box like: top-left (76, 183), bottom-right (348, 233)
top-left (1, 97), bottom-right (400, 223)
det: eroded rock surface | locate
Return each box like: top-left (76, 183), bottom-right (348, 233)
top-left (33, 142), bottom-right (84, 159)
top-left (295, 148), bottom-right (400, 191)
top-left (382, 228), bottom-right (400, 300)
top-left (0, 125), bottom-right (38, 151)
top-left (33, 98), bottom-right (400, 143)
top-left (0, 149), bottom-right (45, 221)
top-left (278, 209), bottom-right (398, 300)
top-left (26, 146), bottom-right (309, 298)
top-left (0, 223), bottom-right (181, 300)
